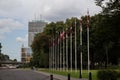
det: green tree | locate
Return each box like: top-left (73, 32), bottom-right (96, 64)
top-left (94, 0), bottom-right (120, 67)
top-left (31, 33), bottom-right (49, 67)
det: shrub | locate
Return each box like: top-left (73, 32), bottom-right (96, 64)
top-left (97, 69), bottom-right (118, 80)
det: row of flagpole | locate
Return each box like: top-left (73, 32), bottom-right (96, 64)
top-left (49, 11), bottom-right (90, 74)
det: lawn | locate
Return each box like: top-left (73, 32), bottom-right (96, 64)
top-left (38, 69), bottom-right (98, 80)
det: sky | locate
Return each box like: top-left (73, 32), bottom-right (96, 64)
top-left (0, 0), bottom-right (101, 61)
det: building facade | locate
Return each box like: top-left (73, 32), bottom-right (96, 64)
top-left (21, 45), bottom-right (32, 63)
top-left (21, 20), bottom-right (47, 63)
top-left (28, 20), bottom-right (47, 46)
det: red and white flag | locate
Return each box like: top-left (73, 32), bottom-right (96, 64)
top-left (80, 19), bottom-right (82, 32)
top-left (60, 30), bottom-right (65, 40)
top-left (86, 9), bottom-right (90, 27)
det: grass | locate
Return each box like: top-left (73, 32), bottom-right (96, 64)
top-left (38, 69), bottom-right (98, 80)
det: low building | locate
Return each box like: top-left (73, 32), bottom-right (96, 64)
top-left (21, 45), bottom-right (32, 63)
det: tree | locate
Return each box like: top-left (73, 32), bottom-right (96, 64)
top-left (94, 0), bottom-right (120, 66)
top-left (31, 33), bottom-right (49, 67)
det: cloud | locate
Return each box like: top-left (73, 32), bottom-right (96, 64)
top-left (0, 18), bottom-right (24, 39)
top-left (23, 0), bottom-right (101, 21)
top-left (0, 0), bottom-right (22, 11)
top-left (16, 34), bottom-right (28, 43)
top-left (0, 0), bottom-right (101, 22)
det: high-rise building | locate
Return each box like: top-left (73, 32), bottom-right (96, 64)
top-left (28, 20), bottom-right (47, 46)
top-left (21, 20), bottom-right (47, 62)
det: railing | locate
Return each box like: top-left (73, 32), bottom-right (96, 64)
top-left (0, 61), bottom-right (24, 64)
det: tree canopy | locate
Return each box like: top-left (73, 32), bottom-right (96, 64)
top-left (30, 0), bottom-right (120, 68)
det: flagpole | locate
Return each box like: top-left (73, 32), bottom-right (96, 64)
top-left (55, 37), bottom-right (57, 70)
top-left (70, 26), bottom-right (72, 71)
top-left (87, 26), bottom-right (90, 73)
top-left (66, 27), bottom-right (68, 71)
top-left (80, 19), bottom-right (82, 78)
top-left (51, 38), bottom-right (52, 70)
top-left (87, 10), bottom-right (90, 74)
top-left (75, 19), bottom-right (77, 72)
top-left (63, 29), bottom-right (65, 70)
top-left (52, 38), bottom-right (54, 71)
top-left (60, 32), bottom-right (62, 70)
top-left (49, 39), bottom-right (50, 70)
top-left (58, 32), bottom-right (60, 70)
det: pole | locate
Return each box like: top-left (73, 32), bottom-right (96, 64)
top-left (55, 37), bottom-right (57, 70)
top-left (70, 26), bottom-right (72, 71)
top-left (80, 19), bottom-right (82, 78)
top-left (66, 27), bottom-right (68, 71)
top-left (75, 19), bottom-right (77, 72)
top-left (51, 38), bottom-right (52, 70)
top-left (87, 18), bottom-right (90, 73)
top-left (63, 30), bottom-right (65, 70)
top-left (53, 38), bottom-right (54, 71)
top-left (58, 34), bottom-right (60, 70)
top-left (49, 39), bottom-right (50, 70)
top-left (60, 32), bottom-right (62, 70)
top-left (87, 10), bottom-right (90, 73)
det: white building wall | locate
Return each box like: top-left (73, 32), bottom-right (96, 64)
top-left (28, 20), bottom-right (47, 46)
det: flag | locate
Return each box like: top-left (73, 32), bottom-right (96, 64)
top-left (80, 19), bottom-right (82, 32)
top-left (60, 30), bottom-right (65, 40)
top-left (66, 27), bottom-right (68, 39)
top-left (86, 10), bottom-right (90, 27)
top-left (70, 26), bottom-right (72, 33)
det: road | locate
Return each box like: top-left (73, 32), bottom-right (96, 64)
top-left (0, 69), bottom-right (58, 80)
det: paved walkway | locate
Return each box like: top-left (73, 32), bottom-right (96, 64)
top-left (35, 70), bottom-right (88, 80)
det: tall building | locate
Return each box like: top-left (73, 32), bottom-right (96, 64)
top-left (21, 20), bottom-right (47, 62)
top-left (21, 45), bottom-right (32, 63)
top-left (28, 20), bottom-right (47, 46)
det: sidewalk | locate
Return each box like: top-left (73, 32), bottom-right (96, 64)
top-left (35, 70), bottom-right (88, 80)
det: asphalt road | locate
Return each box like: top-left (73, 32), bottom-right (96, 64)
top-left (0, 69), bottom-right (58, 80)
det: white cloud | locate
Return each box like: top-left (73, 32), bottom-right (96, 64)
top-left (0, 18), bottom-right (25, 39)
top-left (0, 0), bottom-right (22, 11)
top-left (16, 34), bottom-right (28, 43)
top-left (0, 0), bottom-right (101, 22)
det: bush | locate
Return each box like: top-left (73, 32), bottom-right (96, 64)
top-left (97, 69), bottom-right (118, 80)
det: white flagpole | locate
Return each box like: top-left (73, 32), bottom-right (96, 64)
top-left (60, 32), bottom-right (62, 70)
top-left (87, 10), bottom-right (90, 73)
top-left (66, 27), bottom-right (68, 71)
top-left (49, 39), bottom-right (51, 70)
top-left (58, 33), bottom-right (60, 70)
top-left (75, 19), bottom-right (77, 72)
top-left (49, 39), bottom-right (50, 70)
top-left (80, 19), bottom-right (83, 75)
top-left (55, 37), bottom-right (56, 70)
top-left (53, 38), bottom-right (54, 71)
top-left (87, 26), bottom-right (90, 73)
top-left (70, 26), bottom-right (73, 71)
top-left (51, 38), bottom-right (52, 70)
top-left (63, 30), bottom-right (65, 70)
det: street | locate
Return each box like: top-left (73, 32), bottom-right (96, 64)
top-left (0, 69), bottom-right (58, 80)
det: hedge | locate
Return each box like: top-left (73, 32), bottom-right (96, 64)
top-left (97, 69), bottom-right (120, 80)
